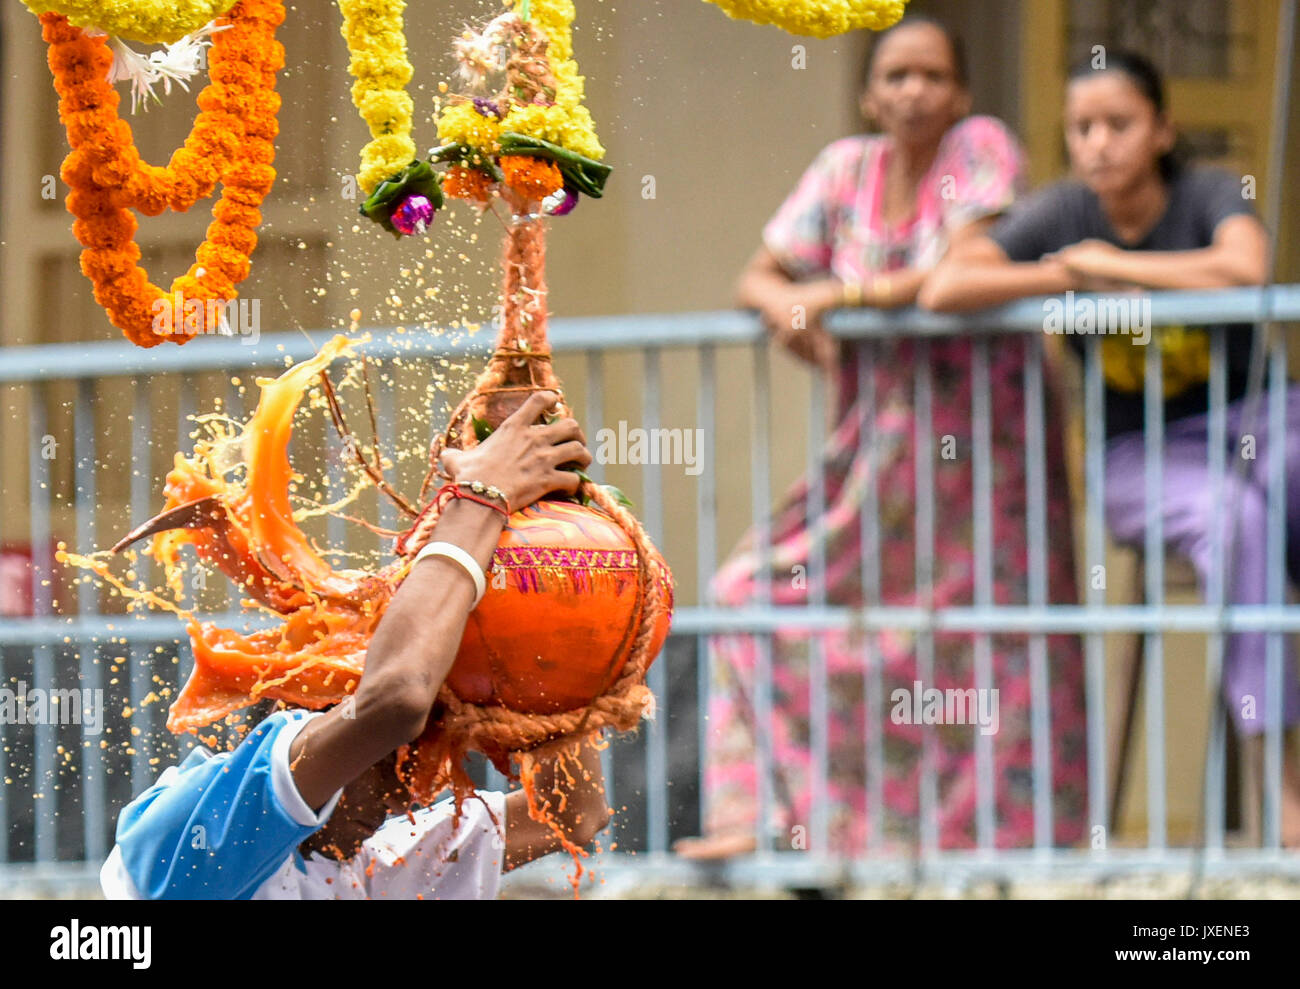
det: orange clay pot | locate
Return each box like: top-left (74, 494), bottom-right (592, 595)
top-left (448, 498), bottom-right (673, 713)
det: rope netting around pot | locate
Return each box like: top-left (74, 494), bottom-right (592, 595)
top-left (392, 210), bottom-right (674, 876)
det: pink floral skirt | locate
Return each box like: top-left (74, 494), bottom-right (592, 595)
top-left (705, 337), bottom-right (1089, 853)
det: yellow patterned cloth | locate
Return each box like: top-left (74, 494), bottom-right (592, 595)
top-left (1101, 326), bottom-right (1212, 398)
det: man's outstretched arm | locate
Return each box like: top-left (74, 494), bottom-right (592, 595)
top-left (288, 390), bottom-right (590, 809)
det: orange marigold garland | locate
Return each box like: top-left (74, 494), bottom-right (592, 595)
top-left (39, 0), bottom-right (285, 347)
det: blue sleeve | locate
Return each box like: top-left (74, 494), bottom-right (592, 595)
top-left (114, 710), bottom-right (342, 900)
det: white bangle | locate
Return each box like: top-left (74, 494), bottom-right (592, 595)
top-left (412, 541), bottom-right (487, 607)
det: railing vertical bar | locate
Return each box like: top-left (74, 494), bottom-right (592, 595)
top-left (642, 348), bottom-right (667, 854)
top-left (376, 372), bottom-right (397, 537)
top-left (175, 376), bottom-right (196, 688)
top-left (1024, 334), bottom-right (1053, 851)
top-left (972, 337), bottom-right (995, 852)
top-left (752, 343), bottom-right (775, 855)
top-left (695, 344), bottom-right (717, 836)
top-left (1263, 323), bottom-right (1287, 849)
top-left (585, 350), bottom-right (614, 811)
top-left (0, 384), bottom-right (8, 864)
top-left (1204, 326), bottom-right (1228, 851)
top-left (1084, 338), bottom-right (1108, 842)
top-left (75, 378), bottom-right (105, 863)
top-left (1144, 330), bottom-right (1167, 851)
top-left (858, 342), bottom-right (884, 854)
top-left (915, 340), bottom-right (938, 855)
top-left (326, 439), bottom-right (347, 569)
top-left (586, 351), bottom-right (605, 483)
top-left (128, 380), bottom-right (153, 790)
top-left (807, 363), bottom-right (829, 853)
top-left (28, 382), bottom-right (56, 864)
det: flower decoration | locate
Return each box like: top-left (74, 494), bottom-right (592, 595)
top-left (39, 0), bottom-right (286, 346)
top-left (341, 0), bottom-right (610, 237)
top-left (699, 0), bottom-right (908, 37)
top-left (105, 21), bottom-right (231, 114)
top-left (337, 0), bottom-right (416, 200)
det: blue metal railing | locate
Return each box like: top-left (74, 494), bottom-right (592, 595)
top-left (2, 286), bottom-right (1300, 894)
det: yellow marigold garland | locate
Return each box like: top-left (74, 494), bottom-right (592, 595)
top-left (493, 0), bottom-right (603, 160)
top-left (40, 0), bottom-right (285, 347)
top-left (337, 0), bottom-right (416, 197)
top-left (21, 0), bottom-right (240, 45)
top-left (700, 0), bottom-right (907, 38)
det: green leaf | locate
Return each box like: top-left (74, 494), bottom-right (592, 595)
top-left (602, 484), bottom-right (634, 510)
top-left (471, 416), bottom-right (494, 443)
top-left (497, 132), bottom-right (612, 198)
top-left (359, 159), bottom-right (444, 236)
top-left (562, 467), bottom-right (634, 511)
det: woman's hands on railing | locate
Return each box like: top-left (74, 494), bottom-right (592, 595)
top-left (758, 280), bottom-right (843, 374)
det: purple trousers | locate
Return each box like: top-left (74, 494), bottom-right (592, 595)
top-left (1104, 385), bottom-right (1300, 735)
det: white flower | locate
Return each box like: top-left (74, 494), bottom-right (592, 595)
top-left (105, 20), bottom-right (232, 114)
top-left (451, 13), bottom-right (516, 92)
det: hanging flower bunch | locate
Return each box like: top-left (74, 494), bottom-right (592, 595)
top-left (344, 0), bottom-right (610, 239)
top-left (337, 0), bottom-right (417, 199)
top-left (431, 0), bottom-right (609, 216)
top-left (699, 0), bottom-right (908, 38)
top-left (39, 0), bottom-right (286, 346)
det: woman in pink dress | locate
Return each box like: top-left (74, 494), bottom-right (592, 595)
top-left (676, 17), bottom-right (1089, 859)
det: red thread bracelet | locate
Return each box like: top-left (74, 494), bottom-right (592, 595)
top-left (435, 483), bottom-right (510, 520)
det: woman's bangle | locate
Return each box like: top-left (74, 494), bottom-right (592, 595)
top-left (412, 540), bottom-right (487, 606)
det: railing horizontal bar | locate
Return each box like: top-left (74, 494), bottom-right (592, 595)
top-left (5, 287), bottom-right (1300, 381)
top-left (15, 604), bottom-right (1300, 644)
top-left (826, 286), bottom-right (1300, 336)
top-left (11, 846), bottom-right (1300, 897)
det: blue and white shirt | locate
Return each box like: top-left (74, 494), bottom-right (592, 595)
top-left (100, 710), bottom-right (507, 900)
